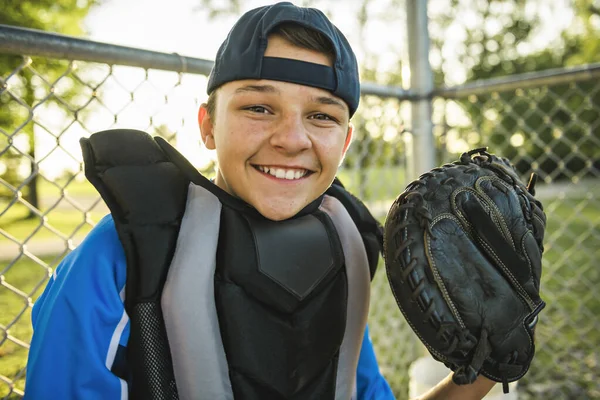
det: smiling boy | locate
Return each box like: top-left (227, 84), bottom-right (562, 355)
top-left (24, 2), bottom-right (495, 399)
top-left (201, 24), bottom-right (355, 222)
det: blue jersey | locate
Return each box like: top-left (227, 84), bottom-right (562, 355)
top-left (25, 215), bottom-right (394, 400)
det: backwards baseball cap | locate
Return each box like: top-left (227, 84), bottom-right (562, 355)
top-left (206, 2), bottom-right (360, 116)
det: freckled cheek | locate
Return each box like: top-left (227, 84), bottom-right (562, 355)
top-left (226, 119), bottom-right (267, 143)
top-left (218, 127), bottom-right (263, 172)
top-left (313, 134), bottom-right (346, 163)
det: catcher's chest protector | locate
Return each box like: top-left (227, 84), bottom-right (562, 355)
top-left (81, 130), bottom-right (373, 400)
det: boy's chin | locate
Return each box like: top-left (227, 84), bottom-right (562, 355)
top-left (253, 201), bottom-right (308, 222)
top-left (257, 207), bottom-right (300, 222)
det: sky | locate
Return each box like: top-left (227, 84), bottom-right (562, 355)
top-left (20, 0), bottom-right (575, 179)
top-left (84, 0), bottom-right (402, 67)
top-left (86, 0), bottom-right (234, 60)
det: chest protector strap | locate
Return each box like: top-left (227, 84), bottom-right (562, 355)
top-left (80, 129), bottom-right (383, 399)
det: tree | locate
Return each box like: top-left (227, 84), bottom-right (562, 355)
top-left (0, 0), bottom-right (99, 214)
top-left (429, 0), bottom-right (600, 180)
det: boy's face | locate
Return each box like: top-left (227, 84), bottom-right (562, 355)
top-left (199, 35), bottom-right (353, 221)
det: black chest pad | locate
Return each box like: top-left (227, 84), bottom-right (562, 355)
top-left (215, 206), bottom-right (348, 398)
top-left (216, 205), bottom-right (345, 313)
top-left (253, 211), bottom-right (336, 301)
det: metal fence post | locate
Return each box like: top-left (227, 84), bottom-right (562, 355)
top-left (406, 0), bottom-right (435, 179)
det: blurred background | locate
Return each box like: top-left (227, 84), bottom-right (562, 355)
top-left (0, 0), bottom-right (598, 398)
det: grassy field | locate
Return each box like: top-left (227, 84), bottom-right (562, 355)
top-left (1, 177), bottom-right (105, 245)
top-left (337, 166), bottom-right (407, 200)
top-left (0, 202), bottom-right (103, 244)
top-left (0, 173), bottom-right (598, 398)
top-left (37, 177), bottom-right (98, 198)
top-left (518, 196), bottom-right (600, 399)
top-left (0, 255), bottom-right (58, 398)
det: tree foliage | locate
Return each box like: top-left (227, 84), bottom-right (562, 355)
top-left (430, 0), bottom-right (600, 180)
top-left (0, 0), bottom-right (99, 206)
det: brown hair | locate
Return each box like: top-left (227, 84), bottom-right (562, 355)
top-left (205, 22), bottom-right (335, 120)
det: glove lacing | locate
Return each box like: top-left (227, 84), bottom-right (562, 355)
top-left (452, 328), bottom-right (492, 385)
top-left (392, 160), bottom-right (501, 389)
top-left (390, 190), bottom-right (485, 369)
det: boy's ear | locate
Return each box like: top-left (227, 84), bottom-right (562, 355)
top-left (198, 104), bottom-right (216, 150)
top-left (342, 123), bottom-right (354, 155)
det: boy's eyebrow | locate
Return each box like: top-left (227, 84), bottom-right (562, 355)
top-left (312, 96), bottom-right (347, 112)
top-left (234, 84), bottom-right (280, 94)
top-left (234, 85), bottom-right (347, 112)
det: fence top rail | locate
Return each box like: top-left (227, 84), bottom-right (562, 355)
top-left (3, 24), bottom-right (599, 101)
top-left (0, 24), bottom-right (416, 100)
top-left (0, 24), bottom-right (215, 75)
top-left (435, 63), bottom-right (600, 99)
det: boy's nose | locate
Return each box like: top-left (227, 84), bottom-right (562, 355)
top-left (269, 115), bottom-right (312, 154)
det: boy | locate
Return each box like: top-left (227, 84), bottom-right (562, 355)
top-left (24, 2), bottom-right (495, 399)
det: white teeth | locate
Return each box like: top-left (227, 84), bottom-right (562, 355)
top-left (257, 165), bottom-right (307, 180)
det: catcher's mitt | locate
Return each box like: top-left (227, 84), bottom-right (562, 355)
top-left (383, 148), bottom-right (546, 393)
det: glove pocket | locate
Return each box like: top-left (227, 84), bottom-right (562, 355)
top-left (455, 189), bottom-right (539, 310)
top-left (425, 215), bottom-right (536, 386)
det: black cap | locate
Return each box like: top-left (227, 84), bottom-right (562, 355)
top-left (206, 2), bottom-right (360, 117)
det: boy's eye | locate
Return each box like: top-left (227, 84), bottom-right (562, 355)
top-left (245, 106), bottom-right (270, 114)
top-left (310, 113), bottom-right (336, 122)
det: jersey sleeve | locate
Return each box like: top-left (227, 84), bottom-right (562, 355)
top-left (24, 215), bottom-right (130, 400)
top-left (356, 325), bottom-right (395, 400)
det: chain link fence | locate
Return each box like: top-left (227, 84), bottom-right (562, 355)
top-left (1, 23), bottom-right (599, 400)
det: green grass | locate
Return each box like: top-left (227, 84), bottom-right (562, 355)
top-left (518, 196), bottom-right (600, 399)
top-left (337, 166), bottom-right (407, 200)
top-left (0, 255), bottom-right (61, 398)
top-left (0, 192), bottom-right (106, 244)
top-left (37, 177), bottom-right (97, 197)
top-left (0, 174), bottom-right (104, 397)
top-left (0, 201), bottom-right (104, 244)
top-left (2, 176), bottom-right (97, 201)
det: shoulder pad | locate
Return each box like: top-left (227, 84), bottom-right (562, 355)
top-left (325, 178), bottom-right (383, 280)
top-left (80, 129), bottom-right (189, 305)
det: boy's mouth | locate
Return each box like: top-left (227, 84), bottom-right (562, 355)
top-left (252, 165), bottom-right (313, 180)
